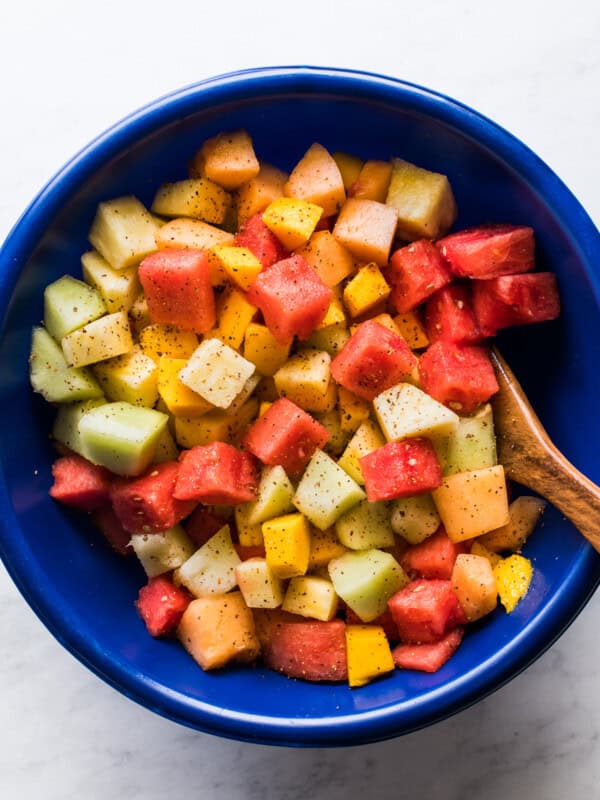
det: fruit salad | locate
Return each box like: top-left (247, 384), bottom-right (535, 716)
top-left (30, 130), bottom-right (560, 687)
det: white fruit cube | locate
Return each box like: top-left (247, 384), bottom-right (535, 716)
top-left (81, 250), bottom-right (140, 312)
top-left (282, 576), bottom-right (338, 621)
top-left (374, 382), bottom-right (459, 442)
top-left (131, 525), bottom-right (195, 577)
top-left (235, 558), bottom-right (284, 608)
top-left (61, 311), bottom-right (134, 368)
top-left (88, 196), bottom-right (159, 270)
top-left (293, 449), bottom-right (365, 530)
top-left (178, 339), bottom-right (255, 410)
top-left (335, 499), bottom-right (394, 550)
top-left (174, 525), bottom-right (240, 596)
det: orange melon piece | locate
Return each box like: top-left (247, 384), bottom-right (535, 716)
top-left (236, 162), bottom-right (288, 226)
top-left (192, 129), bottom-right (260, 191)
top-left (349, 160), bottom-right (393, 203)
top-left (479, 496), bottom-right (546, 553)
top-left (177, 592), bottom-right (260, 670)
top-left (295, 230), bottom-right (356, 287)
top-left (332, 151), bottom-right (364, 190)
top-left (332, 198), bottom-right (398, 266)
top-left (285, 143), bottom-right (346, 217)
top-left (452, 553), bottom-right (498, 621)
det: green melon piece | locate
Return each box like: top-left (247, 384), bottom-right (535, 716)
top-left (247, 465), bottom-right (295, 526)
top-left (29, 326), bottom-right (103, 404)
top-left (44, 275), bottom-right (106, 342)
top-left (78, 401), bottom-right (168, 476)
top-left (293, 449), bottom-right (365, 530)
top-left (390, 493), bottom-right (441, 544)
top-left (52, 398), bottom-right (107, 455)
top-left (328, 549), bottom-right (408, 622)
top-left (335, 499), bottom-right (394, 550)
top-left (444, 403), bottom-right (497, 476)
top-left (131, 525), bottom-right (195, 578)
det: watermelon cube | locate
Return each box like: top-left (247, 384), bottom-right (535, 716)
top-left (246, 255), bottom-right (332, 345)
top-left (388, 578), bottom-right (465, 643)
top-left (360, 439), bottom-right (442, 502)
top-left (424, 284), bottom-right (482, 345)
top-left (235, 212), bottom-right (289, 268)
top-left (262, 617), bottom-right (348, 681)
top-left (387, 239), bottom-right (452, 313)
top-left (436, 224), bottom-right (535, 279)
top-left (49, 454), bottom-right (112, 511)
top-left (91, 505), bottom-right (133, 555)
top-left (330, 320), bottom-right (417, 401)
top-left (174, 442), bottom-right (259, 504)
top-left (401, 527), bottom-right (469, 581)
top-left (138, 249), bottom-right (215, 334)
top-left (110, 461), bottom-right (197, 534)
top-left (183, 505), bottom-right (229, 548)
top-left (392, 628), bottom-right (464, 672)
top-left (242, 397), bottom-right (330, 478)
top-left (419, 341), bottom-right (499, 414)
top-left (135, 575), bottom-right (191, 637)
top-left (472, 272), bottom-right (561, 336)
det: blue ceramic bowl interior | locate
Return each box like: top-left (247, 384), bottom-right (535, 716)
top-left (0, 67), bottom-right (599, 747)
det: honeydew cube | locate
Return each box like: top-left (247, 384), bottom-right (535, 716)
top-left (432, 465), bottom-right (510, 542)
top-left (304, 323), bottom-right (350, 357)
top-left (386, 158), bottom-right (457, 241)
top-left (214, 286), bottom-right (257, 349)
top-left (235, 558), bottom-right (284, 609)
top-left (262, 512), bottom-right (311, 579)
top-left (328, 548), bottom-right (408, 622)
top-left (175, 525), bottom-right (240, 596)
top-left (444, 403), bottom-right (497, 476)
top-left (374, 382), bottom-right (459, 442)
top-left (138, 324), bottom-right (198, 364)
top-left (61, 311), bottom-right (133, 368)
top-left (346, 625), bottom-right (395, 688)
top-left (44, 275), bottom-right (106, 342)
top-left (282, 576), bottom-right (338, 621)
top-left (157, 356), bottom-right (214, 417)
top-left (243, 322), bottom-right (291, 377)
top-left (93, 346), bottom-right (158, 407)
top-left (152, 427), bottom-right (179, 464)
top-left (247, 465), bottom-right (295, 526)
top-left (332, 151), bottom-right (363, 190)
top-left (210, 245), bottom-right (262, 291)
top-left (262, 197), bottom-right (323, 250)
top-left (52, 398), bottom-right (106, 455)
top-left (178, 339), bottom-right (255, 410)
top-left (284, 143), bottom-right (346, 217)
top-left (393, 310), bottom-right (430, 350)
top-left (131, 525), bottom-right (195, 578)
top-left (234, 503), bottom-right (264, 547)
top-left (293, 449), bottom-right (365, 530)
top-left (343, 263), bottom-right (391, 318)
top-left (274, 349), bottom-right (336, 413)
top-left (29, 327), bottom-right (103, 404)
top-left (296, 230), bottom-right (355, 287)
top-left (338, 387), bottom-right (371, 435)
top-left (174, 397), bottom-right (258, 448)
top-left (391, 494), bottom-right (441, 544)
top-left (337, 420), bottom-right (386, 485)
top-left (235, 161), bottom-right (288, 226)
top-left (78, 401), bottom-right (168, 476)
top-left (81, 250), bottom-right (140, 313)
top-left (89, 196), bottom-right (159, 270)
top-left (335, 499), bottom-right (394, 550)
top-left (151, 179), bottom-right (231, 225)
top-left (308, 527), bottom-right (348, 570)
top-left (333, 198), bottom-right (398, 266)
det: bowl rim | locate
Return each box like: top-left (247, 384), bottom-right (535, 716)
top-left (0, 65), bottom-right (599, 747)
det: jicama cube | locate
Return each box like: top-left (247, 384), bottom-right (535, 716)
top-left (175, 525), bottom-right (240, 596)
top-left (178, 339), bottom-right (255, 410)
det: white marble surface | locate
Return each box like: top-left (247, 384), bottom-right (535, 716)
top-left (1, 1), bottom-right (599, 797)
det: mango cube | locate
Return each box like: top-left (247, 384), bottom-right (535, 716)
top-left (296, 230), bottom-right (355, 287)
top-left (262, 512), bottom-right (311, 579)
top-left (332, 151), bottom-right (363, 190)
top-left (282, 576), bottom-right (338, 621)
top-left (157, 356), bottom-right (214, 417)
top-left (234, 502), bottom-right (264, 547)
top-left (93, 346), bottom-right (158, 407)
top-left (345, 625), bottom-right (395, 688)
top-left (262, 197), bottom-right (323, 250)
top-left (493, 554), bottom-right (533, 613)
top-left (308, 527), bottom-right (348, 570)
top-left (210, 245), bottom-right (262, 291)
top-left (338, 387), bottom-right (371, 435)
top-left (343, 263), bottom-right (391, 318)
top-left (293, 449), bottom-right (365, 530)
top-left (152, 178), bottom-right (230, 225)
top-left (88, 196), bottom-right (158, 270)
top-left (243, 322), bottom-right (291, 376)
top-left (235, 558), bottom-right (284, 609)
top-left (214, 286), bottom-right (257, 349)
top-left (274, 349), bottom-right (336, 413)
top-left (236, 161), bottom-right (288, 226)
top-left (394, 310), bottom-right (430, 350)
top-left (139, 324), bottom-right (198, 364)
top-left (61, 311), bottom-right (133, 368)
top-left (351, 160), bottom-right (393, 203)
top-left (374, 382), bottom-right (459, 443)
top-left (179, 339), bottom-right (255, 410)
top-left (174, 398), bottom-right (258, 449)
top-left (333, 198), bottom-right (398, 266)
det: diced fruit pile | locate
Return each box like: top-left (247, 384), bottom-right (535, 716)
top-left (31, 130), bottom-right (559, 688)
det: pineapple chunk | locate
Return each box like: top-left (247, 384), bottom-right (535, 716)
top-left (391, 494), bottom-right (441, 544)
top-left (337, 419), bottom-right (386, 485)
top-left (152, 179), bottom-right (230, 225)
top-left (293, 449), bottom-right (365, 530)
top-left (444, 404), bottom-right (497, 476)
top-left (295, 230), bottom-right (355, 287)
top-left (89, 196), bottom-right (159, 270)
top-left (214, 286), bottom-right (257, 350)
top-left (373, 382), bottom-right (459, 442)
top-left (386, 158), bottom-right (457, 240)
top-left (329, 548), bottom-right (407, 622)
top-left (350, 160), bottom-right (393, 203)
top-left (157, 356), bottom-right (214, 417)
top-left (138, 324), bottom-right (198, 364)
top-left (44, 275), bottom-right (106, 342)
top-left (236, 558), bottom-right (285, 609)
top-left (274, 349), bottom-right (336, 413)
top-left (262, 512), bottom-right (311, 579)
top-left (346, 625), bottom-right (395, 688)
top-left (174, 397), bottom-right (258, 449)
top-left (335, 499), bottom-right (394, 551)
top-left (243, 322), bottom-right (291, 377)
top-left (210, 245), bottom-right (262, 291)
top-left (284, 143), bottom-right (346, 217)
top-left (61, 311), bottom-right (133, 368)
top-left (236, 161), bottom-right (288, 226)
top-left (175, 525), bottom-right (240, 596)
top-left (479, 495), bottom-right (546, 553)
top-left (493, 554), bottom-right (533, 613)
top-left (262, 197), bottom-right (323, 250)
top-left (93, 346), bottom-right (158, 407)
top-left (343, 263), bottom-right (391, 318)
top-left (81, 250), bottom-right (140, 313)
top-left (333, 198), bottom-right (398, 266)
top-left (130, 525), bottom-right (195, 578)
top-left (178, 339), bottom-right (255, 410)
top-left (29, 327), bottom-right (103, 404)
top-left (393, 310), bottom-right (430, 350)
top-left (332, 151), bottom-right (363, 190)
top-left (194, 129), bottom-right (260, 190)
top-left (282, 576), bottom-right (338, 621)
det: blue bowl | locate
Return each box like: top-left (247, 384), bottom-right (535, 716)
top-left (0, 66), bottom-right (599, 747)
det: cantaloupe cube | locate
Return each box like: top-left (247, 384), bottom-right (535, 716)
top-left (274, 349), bottom-right (336, 413)
top-left (394, 310), bottom-right (430, 350)
top-left (131, 525), bottom-right (195, 578)
top-left (345, 625), bottom-right (395, 688)
top-left (157, 356), bottom-right (214, 417)
top-left (284, 143), bottom-right (346, 217)
top-left (390, 494), bottom-right (441, 544)
top-left (452, 553), bottom-right (497, 621)
top-left (61, 311), bottom-right (133, 368)
top-left (81, 250), bottom-right (140, 313)
top-left (350, 160), bottom-right (393, 203)
top-left (374, 382), bottom-right (459, 442)
top-left (93, 346), bottom-right (158, 407)
top-left (155, 218), bottom-right (234, 285)
top-left (179, 339), bottom-right (255, 410)
top-left (214, 286), bottom-right (257, 350)
top-left (177, 592), bottom-right (260, 670)
top-left (88, 196), bottom-right (159, 271)
top-left (236, 161), bottom-right (288, 226)
top-left (337, 419), bottom-right (385, 485)
top-left (333, 198), bottom-right (398, 266)
top-left (282, 576), bottom-right (338, 621)
top-left (433, 465), bottom-right (510, 542)
top-left (210, 245), bottom-right (262, 291)
top-left (479, 496), bottom-right (546, 553)
top-left (343, 263), bottom-right (391, 318)
top-left (308, 527), bottom-right (348, 570)
top-left (262, 512), bottom-right (311, 579)
top-left (138, 324), bottom-right (198, 364)
top-left (175, 525), bottom-right (240, 596)
top-left (338, 387), bottom-right (371, 435)
top-left (293, 449), bottom-right (365, 530)
top-left (386, 158), bottom-right (457, 240)
top-left (152, 179), bottom-right (230, 224)
top-left (243, 322), bottom-right (291, 376)
top-left (493, 554), bottom-right (533, 613)
top-left (332, 151), bottom-right (363, 190)
top-left (236, 558), bottom-right (284, 609)
top-left (192, 129), bottom-right (260, 190)
top-left (174, 398), bottom-right (258, 449)
top-left (262, 197), bottom-right (323, 250)
top-left (295, 230), bottom-right (355, 287)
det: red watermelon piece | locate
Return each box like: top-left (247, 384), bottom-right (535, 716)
top-left (418, 340), bottom-right (499, 414)
top-left (388, 579), bottom-right (465, 644)
top-left (262, 618), bottom-right (348, 682)
top-left (235, 212), bottom-right (289, 268)
top-left (387, 239), bottom-right (452, 313)
top-left (424, 283), bottom-right (482, 345)
top-left (472, 272), bottom-right (561, 336)
top-left (91, 505), bottom-right (133, 556)
top-left (392, 628), bottom-right (464, 672)
top-left (360, 439), bottom-right (442, 502)
top-left (174, 442), bottom-right (259, 504)
top-left (110, 461), bottom-right (196, 534)
top-left (330, 320), bottom-right (417, 401)
top-left (246, 254), bottom-right (332, 345)
top-left (135, 575), bottom-right (191, 637)
top-left (49, 454), bottom-right (112, 512)
top-left (436, 224), bottom-right (535, 279)
top-left (401, 527), bottom-right (469, 581)
top-left (138, 248), bottom-right (215, 334)
top-left (183, 505), bottom-right (229, 548)
top-left (242, 397), bottom-right (330, 478)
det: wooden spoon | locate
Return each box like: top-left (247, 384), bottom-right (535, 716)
top-left (490, 347), bottom-right (600, 552)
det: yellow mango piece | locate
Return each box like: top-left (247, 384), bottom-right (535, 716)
top-left (155, 218), bottom-right (234, 286)
top-left (243, 322), bottom-right (291, 377)
top-left (343, 263), bottom-right (391, 318)
top-left (338, 387), bottom-right (371, 435)
top-left (234, 503), bottom-right (264, 547)
top-left (479, 496), bottom-right (547, 553)
top-left (274, 349), bottom-right (336, 413)
top-left (262, 513), bottom-right (311, 579)
top-left (215, 287), bottom-right (257, 350)
top-left (285, 142), bottom-right (346, 217)
top-left (332, 151), bottom-right (363, 191)
top-left (295, 230), bottom-right (355, 287)
top-left (386, 158), bottom-right (457, 240)
top-left (139, 324), bottom-right (199, 364)
top-left (350, 160), bottom-right (393, 203)
top-left (394, 310), bottom-right (430, 350)
top-left (210, 245), bottom-right (262, 291)
top-left (194, 129), bottom-right (260, 191)
top-left (262, 197), bottom-right (323, 250)
top-left (345, 625), bottom-right (395, 688)
top-left (152, 179), bottom-right (231, 225)
top-left (432, 465), bottom-right (510, 542)
top-left (470, 540), bottom-right (502, 568)
top-left (316, 295), bottom-right (347, 330)
top-left (494, 554), bottom-right (533, 613)
top-left (93, 346), bottom-right (158, 407)
top-left (359, 312), bottom-right (400, 336)
top-left (174, 397), bottom-right (258, 448)
top-left (236, 161), bottom-right (288, 226)
top-left (157, 356), bottom-right (214, 417)
top-left (333, 198), bottom-right (398, 266)
top-left (452, 554), bottom-right (497, 622)
top-left (308, 526), bottom-right (348, 570)
top-left (259, 401), bottom-right (273, 417)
